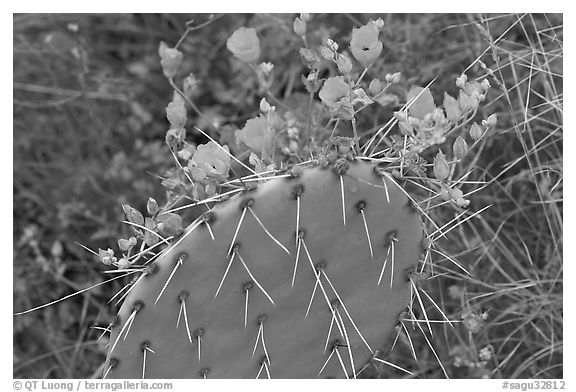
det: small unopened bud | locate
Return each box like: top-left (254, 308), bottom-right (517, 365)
top-left (433, 150), bottom-right (450, 181)
top-left (485, 113), bottom-right (497, 127)
top-left (300, 13), bottom-right (311, 22)
top-left (469, 122), bottom-right (483, 140)
top-left (147, 197), bottom-right (159, 216)
top-left (117, 257), bottom-right (130, 269)
top-left (463, 313), bottom-right (484, 334)
top-left (385, 72), bottom-right (401, 84)
top-left (453, 136), bottom-right (468, 160)
top-left (456, 74), bottom-right (467, 89)
top-left (293, 17), bottom-right (306, 37)
top-left (118, 238), bottom-right (134, 252)
top-left (98, 248), bottom-right (116, 266)
top-left (166, 93), bottom-right (187, 128)
top-left (368, 79), bottom-right (383, 95)
top-left (259, 98), bottom-right (274, 113)
top-left (262, 62), bottom-right (274, 74)
top-left (158, 42), bottom-right (183, 79)
top-left (478, 345), bottom-right (494, 361)
top-left (165, 127), bottom-right (186, 151)
top-left (335, 54), bottom-right (353, 74)
top-left (326, 39), bottom-right (338, 52)
top-left (374, 18), bottom-right (384, 29)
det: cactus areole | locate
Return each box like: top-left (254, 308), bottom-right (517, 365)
top-left (106, 159), bottom-right (423, 378)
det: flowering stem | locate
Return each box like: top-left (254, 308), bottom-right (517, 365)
top-left (306, 91), bottom-right (314, 145)
top-left (169, 79), bottom-right (221, 137)
top-left (354, 66), bottom-right (370, 87)
top-left (175, 14), bottom-right (225, 49)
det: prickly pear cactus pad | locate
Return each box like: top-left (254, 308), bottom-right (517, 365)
top-left (105, 159), bottom-right (423, 379)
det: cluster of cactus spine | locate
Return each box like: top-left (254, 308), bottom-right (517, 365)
top-left (105, 158), bottom-right (425, 379)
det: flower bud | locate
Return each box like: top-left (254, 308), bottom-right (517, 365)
top-left (118, 238), bottom-right (134, 252)
top-left (479, 345), bottom-right (494, 361)
top-left (326, 39), bottom-right (338, 52)
top-left (147, 197), bottom-right (159, 216)
top-left (156, 212), bottom-right (183, 237)
top-left (166, 93), bottom-right (187, 128)
top-left (433, 150), bottom-right (450, 181)
top-left (456, 74), bottom-right (467, 89)
top-left (259, 98), bottom-right (274, 113)
top-left (117, 257), bottom-right (130, 269)
top-left (368, 78), bottom-right (383, 95)
top-left (293, 17), bottom-right (306, 36)
top-left (469, 122), bottom-right (483, 140)
top-left (98, 248), bottom-right (116, 266)
top-left (453, 136), bottom-right (468, 160)
top-left (385, 72), bottom-right (401, 84)
top-left (300, 13), bottom-right (311, 22)
top-left (158, 42), bottom-right (183, 79)
top-left (335, 53), bottom-right (353, 74)
top-left (486, 113), bottom-right (497, 127)
top-left (165, 127), bottom-right (186, 151)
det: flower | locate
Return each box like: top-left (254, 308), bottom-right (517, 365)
top-left (350, 20), bottom-right (383, 66)
top-left (189, 141), bottom-right (231, 183)
top-left (293, 17), bottom-right (306, 36)
top-left (226, 27), bottom-right (260, 63)
top-left (165, 93), bottom-right (186, 128)
top-left (236, 116), bottom-right (274, 156)
top-left (158, 42), bottom-right (183, 79)
top-left (98, 248), bottom-right (116, 266)
top-left (165, 127), bottom-right (186, 151)
top-left (319, 76), bottom-right (349, 107)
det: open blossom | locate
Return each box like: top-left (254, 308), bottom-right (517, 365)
top-left (319, 76), bottom-right (349, 107)
top-left (350, 20), bottom-right (383, 66)
top-left (226, 27), bottom-right (260, 63)
top-left (236, 115), bottom-right (274, 156)
top-left (189, 141), bottom-right (231, 183)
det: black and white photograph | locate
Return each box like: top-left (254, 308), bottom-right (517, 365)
top-left (13, 12), bottom-right (564, 384)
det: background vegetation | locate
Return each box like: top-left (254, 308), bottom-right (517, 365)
top-left (13, 13), bottom-right (562, 379)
